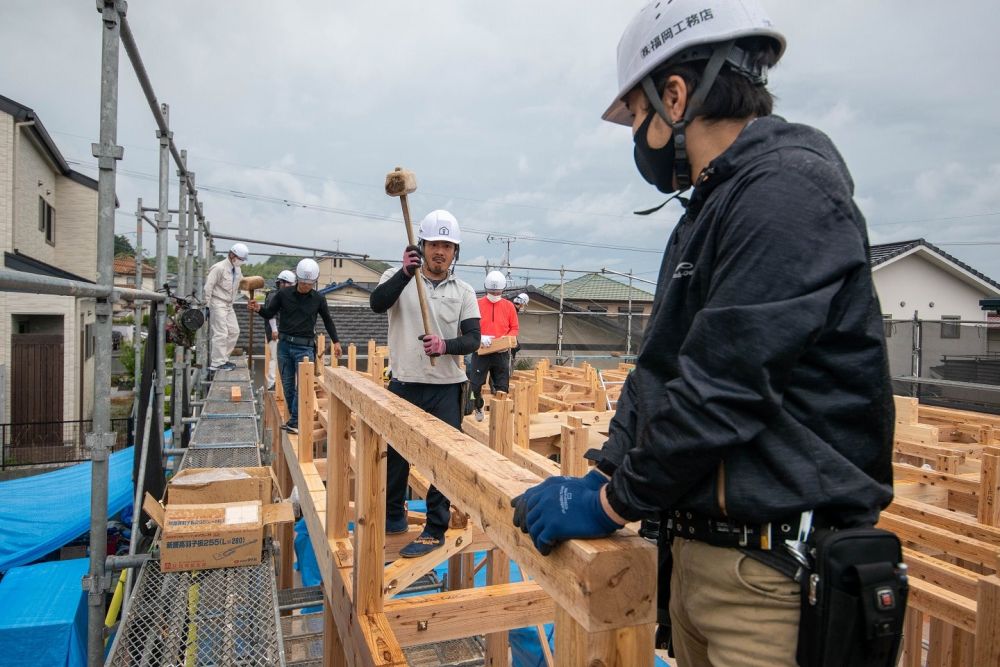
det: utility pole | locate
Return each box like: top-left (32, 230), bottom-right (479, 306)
top-left (556, 266), bottom-right (565, 361)
top-left (487, 234), bottom-right (516, 282)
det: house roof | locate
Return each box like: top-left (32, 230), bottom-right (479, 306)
top-left (538, 273), bottom-right (655, 303)
top-left (870, 238), bottom-right (1000, 294)
top-left (233, 300), bottom-right (388, 351)
top-left (319, 252), bottom-right (391, 275)
top-left (0, 94), bottom-right (98, 191)
top-left (4, 250), bottom-right (94, 283)
top-left (318, 279), bottom-right (374, 296)
top-left (112, 256), bottom-right (155, 278)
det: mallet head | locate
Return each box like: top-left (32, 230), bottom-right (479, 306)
top-left (385, 167), bottom-right (417, 197)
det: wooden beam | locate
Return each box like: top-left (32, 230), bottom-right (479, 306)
top-left (895, 422), bottom-right (941, 447)
top-left (892, 463), bottom-right (980, 497)
top-left (323, 602), bottom-right (347, 667)
top-left (903, 547), bottom-right (980, 600)
top-left (513, 381), bottom-right (531, 448)
top-left (976, 575), bottom-right (1000, 666)
top-left (907, 577), bottom-right (977, 634)
top-left (324, 366), bottom-right (656, 632)
top-left (486, 391), bottom-right (514, 666)
top-left (348, 343), bottom-right (357, 372)
top-left (382, 527), bottom-right (473, 598)
top-left (894, 395), bottom-right (919, 425)
top-left (979, 449), bottom-right (1000, 527)
top-left (888, 496), bottom-right (1000, 546)
top-left (878, 513), bottom-right (1000, 570)
top-left (327, 394), bottom-right (351, 540)
top-left (560, 422), bottom-right (589, 477)
top-left (384, 581), bottom-right (554, 648)
top-left (298, 358), bottom-right (315, 463)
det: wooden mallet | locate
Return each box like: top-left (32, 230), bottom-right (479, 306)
top-left (385, 167), bottom-right (436, 365)
top-left (240, 275), bottom-right (265, 373)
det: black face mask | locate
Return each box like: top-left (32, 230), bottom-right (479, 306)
top-left (633, 111), bottom-right (678, 194)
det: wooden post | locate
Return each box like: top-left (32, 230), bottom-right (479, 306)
top-left (316, 334), bottom-right (326, 376)
top-left (354, 421), bottom-right (387, 615)
top-left (553, 607), bottom-right (654, 667)
top-left (367, 339), bottom-right (376, 376)
top-left (976, 575), bottom-right (1000, 665)
top-left (298, 358), bottom-right (315, 463)
top-left (348, 343), bottom-right (357, 372)
top-left (978, 447), bottom-right (1000, 527)
top-left (512, 382), bottom-right (531, 448)
top-left (486, 392), bottom-right (514, 665)
top-left (268, 394), bottom-right (294, 592)
top-left (328, 392), bottom-right (352, 539)
top-left (560, 417), bottom-right (589, 477)
top-left (900, 608), bottom-right (922, 667)
top-left (323, 602), bottom-right (347, 667)
top-left (275, 352), bottom-right (287, 406)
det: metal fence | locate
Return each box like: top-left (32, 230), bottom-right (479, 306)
top-left (0, 418), bottom-right (131, 469)
top-left (885, 319), bottom-right (1000, 413)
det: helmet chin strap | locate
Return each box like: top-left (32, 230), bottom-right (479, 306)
top-left (640, 39), bottom-right (737, 191)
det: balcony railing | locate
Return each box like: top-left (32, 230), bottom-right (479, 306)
top-left (0, 418), bottom-right (130, 469)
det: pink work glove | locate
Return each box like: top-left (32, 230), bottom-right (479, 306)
top-left (402, 245), bottom-right (422, 277)
top-left (419, 334), bottom-right (446, 357)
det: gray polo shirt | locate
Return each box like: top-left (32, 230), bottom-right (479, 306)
top-left (378, 268), bottom-right (480, 384)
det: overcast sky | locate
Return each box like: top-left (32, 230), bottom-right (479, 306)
top-left (3, 1), bottom-right (998, 293)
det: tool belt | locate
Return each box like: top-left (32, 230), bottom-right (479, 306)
top-left (279, 333), bottom-right (316, 347)
top-left (663, 509), bottom-right (837, 551)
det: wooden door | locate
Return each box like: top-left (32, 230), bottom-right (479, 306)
top-left (10, 334), bottom-right (64, 448)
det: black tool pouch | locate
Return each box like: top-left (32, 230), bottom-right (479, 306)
top-left (797, 527), bottom-right (908, 667)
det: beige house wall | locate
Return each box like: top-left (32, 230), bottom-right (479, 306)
top-left (13, 130), bottom-right (58, 265)
top-left (324, 285), bottom-right (372, 305)
top-left (54, 176), bottom-right (98, 281)
top-left (316, 256), bottom-right (382, 287)
top-left (0, 114), bottom-right (12, 253)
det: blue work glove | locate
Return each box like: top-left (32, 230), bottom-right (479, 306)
top-left (510, 470), bottom-right (623, 556)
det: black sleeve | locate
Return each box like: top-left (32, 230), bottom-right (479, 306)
top-left (445, 318), bottom-right (481, 356)
top-left (317, 296), bottom-right (338, 343)
top-left (257, 290), bottom-right (278, 324)
top-left (258, 288), bottom-right (283, 320)
top-left (370, 269), bottom-right (411, 313)
top-left (605, 170), bottom-right (867, 521)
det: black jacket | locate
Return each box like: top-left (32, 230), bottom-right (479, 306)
top-left (597, 116), bottom-right (894, 526)
top-left (258, 287), bottom-right (338, 343)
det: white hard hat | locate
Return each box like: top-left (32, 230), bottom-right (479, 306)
top-left (230, 242), bottom-right (249, 260)
top-left (513, 293), bottom-right (530, 306)
top-left (603, 0), bottom-right (786, 125)
top-left (296, 258), bottom-right (320, 282)
top-left (417, 210), bottom-right (462, 245)
top-left (484, 271), bottom-right (506, 291)
top-left (277, 270), bottom-right (297, 285)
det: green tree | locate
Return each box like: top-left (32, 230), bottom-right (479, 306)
top-left (115, 234), bottom-right (135, 255)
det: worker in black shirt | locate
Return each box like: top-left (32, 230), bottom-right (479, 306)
top-left (250, 258), bottom-right (341, 433)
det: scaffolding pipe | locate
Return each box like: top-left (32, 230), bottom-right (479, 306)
top-left (172, 150), bottom-right (188, 445)
top-left (210, 233), bottom-right (368, 258)
top-left (195, 214), bottom-right (207, 386)
top-left (133, 198), bottom-right (144, 402)
top-left (86, 3), bottom-right (125, 665)
top-left (155, 104), bottom-right (171, 460)
top-left (124, 387), bottom-right (154, 607)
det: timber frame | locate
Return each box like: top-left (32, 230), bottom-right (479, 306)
top-left (265, 340), bottom-right (656, 666)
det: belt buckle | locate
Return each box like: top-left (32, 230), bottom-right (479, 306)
top-left (739, 524), bottom-right (749, 547)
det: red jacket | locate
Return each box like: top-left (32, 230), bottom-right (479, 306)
top-left (478, 296), bottom-right (519, 338)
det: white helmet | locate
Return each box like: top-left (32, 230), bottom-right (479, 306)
top-left (230, 242), bottom-right (249, 260)
top-left (417, 210), bottom-right (462, 245)
top-left (484, 271), bottom-right (506, 291)
top-left (513, 293), bottom-right (530, 306)
top-left (603, 0), bottom-right (786, 125)
top-left (296, 258), bottom-right (320, 283)
top-left (276, 270), bottom-right (297, 285)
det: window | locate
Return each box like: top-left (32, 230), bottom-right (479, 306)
top-left (38, 197), bottom-right (55, 245)
top-left (941, 316), bottom-right (961, 339)
top-left (85, 323), bottom-right (95, 359)
top-left (587, 304), bottom-right (608, 313)
top-left (618, 305), bottom-right (645, 328)
top-left (882, 314), bottom-right (893, 338)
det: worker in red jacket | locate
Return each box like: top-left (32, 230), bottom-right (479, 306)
top-left (468, 270), bottom-right (519, 421)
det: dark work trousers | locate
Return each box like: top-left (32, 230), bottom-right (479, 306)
top-left (277, 341), bottom-right (315, 428)
top-left (386, 380), bottom-right (462, 539)
top-left (468, 350), bottom-right (512, 409)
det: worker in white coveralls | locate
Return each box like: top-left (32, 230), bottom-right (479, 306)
top-left (204, 242), bottom-right (249, 371)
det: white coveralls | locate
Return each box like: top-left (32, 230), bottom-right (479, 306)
top-left (204, 257), bottom-right (243, 368)
top-left (265, 317), bottom-right (278, 388)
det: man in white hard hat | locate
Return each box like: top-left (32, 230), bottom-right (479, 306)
top-left (204, 242), bottom-right (250, 371)
top-left (250, 258), bottom-right (342, 433)
top-left (258, 269), bottom-right (296, 391)
top-left (467, 270), bottom-right (519, 422)
top-left (370, 209), bottom-right (480, 558)
top-left (511, 2), bottom-right (898, 665)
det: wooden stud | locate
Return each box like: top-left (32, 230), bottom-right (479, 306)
top-left (323, 601), bottom-right (348, 667)
top-left (978, 448), bottom-right (1000, 527)
top-left (354, 421), bottom-right (387, 615)
top-left (559, 421), bottom-right (589, 477)
top-left (348, 343), bottom-right (357, 372)
top-left (513, 382), bottom-right (531, 449)
top-left (368, 339), bottom-right (377, 376)
top-left (900, 608), bottom-right (922, 667)
top-left (316, 334), bottom-right (326, 375)
top-left (553, 606), bottom-right (654, 667)
top-left (975, 575), bottom-right (1000, 666)
top-left (298, 358), bottom-right (315, 463)
top-left (327, 394), bottom-right (351, 540)
top-left (383, 527), bottom-right (474, 598)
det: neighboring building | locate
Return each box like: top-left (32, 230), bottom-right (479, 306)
top-left (872, 239), bottom-right (1000, 322)
top-left (112, 256), bottom-right (156, 313)
top-left (537, 273), bottom-right (654, 334)
top-left (315, 253), bottom-right (391, 292)
top-left (319, 279), bottom-right (373, 305)
top-left (0, 94), bottom-right (99, 425)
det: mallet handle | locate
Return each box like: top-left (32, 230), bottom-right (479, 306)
top-left (400, 193), bottom-right (437, 366)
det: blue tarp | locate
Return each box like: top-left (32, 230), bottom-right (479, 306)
top-left (293, 500), bottom-right (668, 666)
top-left (0, 447), bottom-right (135, 571)
top-left (0, 558), bottom-right (89, 667)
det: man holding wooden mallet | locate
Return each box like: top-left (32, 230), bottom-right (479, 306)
top-left (373, 168), bottom-right (481, 557)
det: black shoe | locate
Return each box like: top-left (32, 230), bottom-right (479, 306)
top-left (386, 516), bottom-right (410, 535)
top-left (282, 423), bottom-right (298, 434)
top-left (399, 531), bottom-right (444, 558)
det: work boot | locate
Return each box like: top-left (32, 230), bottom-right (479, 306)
top-left (474, 408), bottom-right (484, 422)
top-left (282, 422), bottom-right (298, 434)
top-left (386, 516), bottom-right (410, 535)
top-left (399, 531), bottom-right (444, 558)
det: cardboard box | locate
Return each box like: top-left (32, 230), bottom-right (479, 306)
top-left (143, 467), bottom-right (293, 572)
top-left (167, 467), bottom-right (277, 506)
